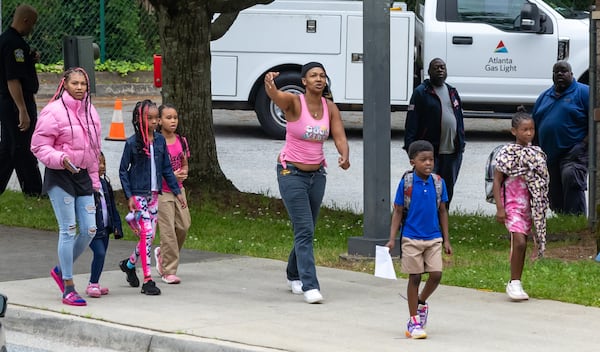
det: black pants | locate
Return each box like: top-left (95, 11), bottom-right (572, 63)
top-left (0, 96), bottom-right (42, 196)
top-left (435, 152), bottom-right (463, 206)
top-left (548, 142), bottom-right (588, 216)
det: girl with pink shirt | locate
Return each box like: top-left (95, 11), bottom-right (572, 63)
top-left (264, 62), bottom-right (350, 304)
top-left (493, 107), bottom-right (549, 301)
top-left (154, 104), bottom-right (191, 284)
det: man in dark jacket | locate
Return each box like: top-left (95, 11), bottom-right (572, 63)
top-left (404, 58), bottom-right (465, 205)
top-left (0, 4), bottom-right (42, 196)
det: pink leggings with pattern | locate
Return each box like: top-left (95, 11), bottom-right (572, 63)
top-left (129, 192), bottom-right (158, 279)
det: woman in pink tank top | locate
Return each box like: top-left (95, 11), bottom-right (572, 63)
top-left (264, 62), bottom-right (350, 304)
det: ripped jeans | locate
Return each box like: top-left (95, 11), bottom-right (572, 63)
top-left (48, 186), bottom-right (96, 281)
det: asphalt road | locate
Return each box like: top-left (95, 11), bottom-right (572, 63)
top-left (7, 97), bottom-right (514, 215)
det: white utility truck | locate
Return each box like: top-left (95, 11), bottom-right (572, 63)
top-left (210, 0), bottom-right (589, 139)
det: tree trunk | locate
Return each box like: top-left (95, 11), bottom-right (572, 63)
top-left (153, 0), bottom-right (236, 193)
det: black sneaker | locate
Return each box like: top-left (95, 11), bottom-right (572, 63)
top-left (141, 280), bottom-right (161, 295)
top-left (119, 259), bottom-right (139, 287)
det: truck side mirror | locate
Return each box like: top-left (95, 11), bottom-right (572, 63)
top-left (520, 2), bottom-right (541, 32)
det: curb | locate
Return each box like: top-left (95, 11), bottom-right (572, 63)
top-left (6, 305), bottom-right (281, 352)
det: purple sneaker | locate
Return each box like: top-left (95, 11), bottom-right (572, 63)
top-left (62, 291), bottom-right (87, 306)
top-left (50, 266), bottom-right (64, 293)
top-left (405, 317), bottom-right (427, 339)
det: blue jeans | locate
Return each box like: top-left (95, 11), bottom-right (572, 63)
top-left (277, 163), bottom-right (326, 291)
top-left (435, 152), bottom-right (463, 205)
top-left (89, 235), bottom-right (109, 284)
top-left (48, 186), bottom-right (96, 281)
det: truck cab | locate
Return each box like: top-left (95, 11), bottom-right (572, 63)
top-left (415, 0), bottom-right (589, 114)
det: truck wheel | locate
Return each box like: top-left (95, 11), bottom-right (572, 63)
top-left (255, 71), bottom-right (304, 140)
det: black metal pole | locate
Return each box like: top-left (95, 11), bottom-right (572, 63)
top-left (347, 0), bottom-right (392, 257)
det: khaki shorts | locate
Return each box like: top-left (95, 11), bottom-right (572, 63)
top-left (401, 237), bottom-right (443, 274)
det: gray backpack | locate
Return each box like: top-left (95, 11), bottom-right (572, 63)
top-left (402, 170), bottom-right (443, 211)
top-left (485, 145), bottom-right (505, 204)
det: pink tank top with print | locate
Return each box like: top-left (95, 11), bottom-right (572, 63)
top-left (279, 94), bottom-right (330, 168)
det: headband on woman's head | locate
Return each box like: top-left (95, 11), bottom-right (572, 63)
top-left (301, 62), bottom-right (326, 77)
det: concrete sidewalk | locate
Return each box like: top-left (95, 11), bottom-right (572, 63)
top-left (1, 225), bottom-right (599, 351)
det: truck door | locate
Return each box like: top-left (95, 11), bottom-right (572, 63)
top-left (345, 13), bottom-right (414, 104)
top-left (442, 0), bottom-right (557, 108)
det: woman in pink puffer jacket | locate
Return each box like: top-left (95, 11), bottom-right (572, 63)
top-left (31, 67), bottom-right (101, 307)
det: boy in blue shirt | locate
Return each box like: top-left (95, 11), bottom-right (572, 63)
top-left (386, 140), bottom-right (453, 339)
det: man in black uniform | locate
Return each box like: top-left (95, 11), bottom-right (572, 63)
top-left (0, 4), bottom-right (42, 196)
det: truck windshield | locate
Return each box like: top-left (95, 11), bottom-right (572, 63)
top-left (544, 0), bottom-right (589, 19)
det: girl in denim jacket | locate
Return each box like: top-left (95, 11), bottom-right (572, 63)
top-left (118, 99), bottom-right (186, 296)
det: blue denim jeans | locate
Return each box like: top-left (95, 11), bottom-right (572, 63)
top-left (277, 163), bottom-right (326, 291)
top-left (47, 186), bottom-right (96, 280)
top-left (435, 152), bottom-right (463, 205)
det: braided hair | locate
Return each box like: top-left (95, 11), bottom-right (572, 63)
top-left (132, 99), bottom-right (157, 156)
top-left (512, 105), bottom-right (533, 129)
top-left (50, 67), bottom-right (99, 159)
top-left (157, 103), bottom-right (189, 158)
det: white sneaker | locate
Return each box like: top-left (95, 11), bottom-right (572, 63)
top-left (303, 289), bottom-right (323, 304)
top-left (506, 280), bottom-right (529, 300)
top-left (287, 280), bottom-right (303, 295)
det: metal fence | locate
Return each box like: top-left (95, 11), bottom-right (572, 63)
top-left (0, 0), bottom-right (159, 64)
top-left (0, 0), bottom-right (596, 65)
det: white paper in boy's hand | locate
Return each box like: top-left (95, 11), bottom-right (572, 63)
top-left (374, 245), bottom-right (397, 280)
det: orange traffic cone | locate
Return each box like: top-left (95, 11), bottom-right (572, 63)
top-left (105, 99), bottom-right (126, 141)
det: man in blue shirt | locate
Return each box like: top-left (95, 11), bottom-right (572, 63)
top-left (532, 60), bottom-right (588, 215)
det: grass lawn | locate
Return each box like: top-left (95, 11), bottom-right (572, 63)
top-left (1, 189), bottom-right (599, 307)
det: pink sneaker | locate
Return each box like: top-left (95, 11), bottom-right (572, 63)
top-left (62, 291), bottom-right (87, 306)
top-left (154, 247), bottom-right (163, 276)
top-left (85, 283), bottom-right (102, 298)
top-left (50, 266), bottom-right (64, 293)
top-left (100, 286), bottom-right (109, 295)
top-left (161, 274), bottom-right (181, 284)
